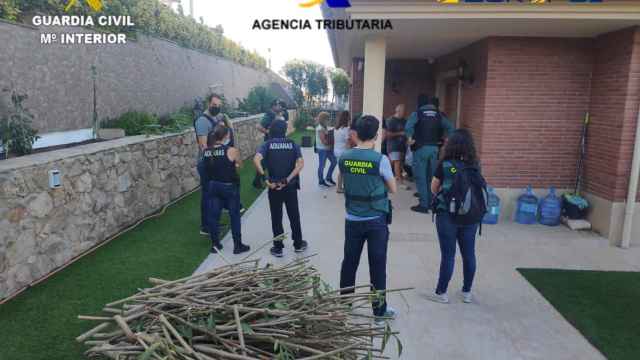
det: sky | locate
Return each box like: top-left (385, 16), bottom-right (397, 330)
top-left (193, 0), bottom-right (336, 75)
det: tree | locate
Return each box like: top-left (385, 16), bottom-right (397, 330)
top-left (281, 59), bottom-right (328, 108)
top-left (329, 68), bottom-right (349, 106)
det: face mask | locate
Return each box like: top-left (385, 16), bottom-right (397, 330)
top-left (209, 106), bottom-right (221, 116)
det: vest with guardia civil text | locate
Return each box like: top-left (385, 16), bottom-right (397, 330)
top-left (339, 148), bottom-right (389, 217)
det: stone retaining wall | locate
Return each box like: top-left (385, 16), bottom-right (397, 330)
top-left (0, 114), bottom-right (265, 300)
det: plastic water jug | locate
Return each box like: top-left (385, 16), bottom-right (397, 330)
top-left (482, 186), bottom-right (501, 224)
top-left (539, 187), bottom-right (562, 226)
top-left (515, 186), bottom-right (538, 224)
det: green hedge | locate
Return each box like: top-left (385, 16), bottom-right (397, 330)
top-left (0, 0), bottom-right (267, 70)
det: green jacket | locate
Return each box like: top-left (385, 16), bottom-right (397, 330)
top-left (339, 148), bottom-right (389, 217)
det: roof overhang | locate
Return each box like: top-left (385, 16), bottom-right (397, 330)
top-left (323, 0), bottom-right (640, 72)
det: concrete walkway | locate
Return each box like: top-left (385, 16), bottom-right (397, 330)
top-left (195, 148), bottom-right (640, 360)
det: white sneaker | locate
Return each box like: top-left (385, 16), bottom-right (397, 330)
top-left (461, 291), bottom-right (473, 303)
top-left (426, 292), bottom-right (449, 304)
top-left (374, 306), bottom-right (397, 324)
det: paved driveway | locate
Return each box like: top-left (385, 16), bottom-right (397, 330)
top-left (196, 148), bottom-right (640, 360)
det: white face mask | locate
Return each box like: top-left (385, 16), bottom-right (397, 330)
top-left (223, 136), bottom-right (231, 146)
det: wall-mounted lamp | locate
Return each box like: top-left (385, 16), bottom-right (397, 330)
top-left (457, 60), bottom-right (474, 85)
top-left (357, 60), bottom-right (364, 72)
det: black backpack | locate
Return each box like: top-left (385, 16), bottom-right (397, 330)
top-left (439, 163), bottom-right (489, 230)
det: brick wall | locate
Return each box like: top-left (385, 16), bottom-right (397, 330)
top-left (480, 37), bottom-right (594, 189)
top-left (435, 40), bottom-right (489, 157)
top-left (383, 60), bottom-right (435, 119)
top-left (349, 58), bottom-right (435, 120)
top-left (585, 27), bottom-right (640, 202)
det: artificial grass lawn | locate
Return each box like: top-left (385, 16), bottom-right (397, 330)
top-left (0, 159), bottom-right (263, 360)
top-left (518, 269), bottom-right (640, 360)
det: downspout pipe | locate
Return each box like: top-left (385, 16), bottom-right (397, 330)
top-left (621, 102), bottom-right (640, 248)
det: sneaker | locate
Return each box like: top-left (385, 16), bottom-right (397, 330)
top-left (319, 181), bottom-right (331, 188)
top-left (294, 240), bottom-right (308, 253)
top-left (336, 188), bottom-right (344, 194)
top-left (374, 306), bottom-right (397, 324)
top-left (405, 185), bottom-right (412, 191)
top-left (233, 243), bottom-right (251, 255)
top-left (270, 246), bottom-right (283, 258)
top-left (461, 291), bottom-right (473, 304)
top-left (410, 205), bottom-right (430, 214)
top-left (325, 178), bottom-right (337, 186)
top-left (199, 229), bottom-right (209, 236)
top-left (210, 243), bottom-right (223, 254)
top-left (413, 192), bottom-right (420, 198)
top-left (426, 292), bottom-right (449, 304)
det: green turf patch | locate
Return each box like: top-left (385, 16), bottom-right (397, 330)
top-left (518, 269), bottom-right (640, 360)
top-left (0, 158), bottom-right (263, 360)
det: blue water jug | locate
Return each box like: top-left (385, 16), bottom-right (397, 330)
top-left (482, 186), bottom-right (501, 224)
top-left (515, 186), bottom-right (538, 224)
top-left (539, 187), bottom-right (562, 226)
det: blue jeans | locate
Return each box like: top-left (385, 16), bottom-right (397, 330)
top-left (317, 149), bottom-right (337, 183)
top-left (340, 216), bottom-right (389, 316)
top-left (435, 213), bottom-right (478, 294)
top-left (205, 181), bottom-right (242, 247)
top-left (413, 145), bottom-right (439, 208)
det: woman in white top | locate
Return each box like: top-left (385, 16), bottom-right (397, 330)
top-left (333, 111), bottom-right (352, 193)
top-left (315, 112), bottom-right (337, 187)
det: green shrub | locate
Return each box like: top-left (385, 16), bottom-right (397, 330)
top-left (237, 86), bottom-right (276, 115)
top-left (102, 111), bottom-right (158, 136)
top-left (0, 91), bottom-right (40, 156)
top-left (294, 109), bottom-right (314, 131)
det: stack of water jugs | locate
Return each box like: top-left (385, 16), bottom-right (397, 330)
top-left (513, 186), bottom-right (562, 226)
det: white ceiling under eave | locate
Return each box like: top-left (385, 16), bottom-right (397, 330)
top-left (322, 1), bottom-right (640, 72)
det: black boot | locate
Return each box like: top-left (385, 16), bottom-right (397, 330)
top-left (233, 243), bottom-right (250, 254)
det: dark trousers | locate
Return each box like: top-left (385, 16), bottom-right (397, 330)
top-left (197, 161), bottom-right (207, 230)
top-left (340, 216), bottom-right (389, 316)
top-left (206, 181), bottom-right (242, 247)
top-left (435, 212), bottom-right (478, 294)
top-left (267, 186), bottom-right (303, 248)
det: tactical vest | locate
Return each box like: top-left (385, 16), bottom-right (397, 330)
top-left (339, 149), bottom-right (389, 217)
top-left (264, 138), bottom-right (299, 188)
top-left (434, 160), bottom-right (460, 212)
top-left (413, 107), bottom-right (443, 149)
top-left (203, 144), bottom-right (239, 184)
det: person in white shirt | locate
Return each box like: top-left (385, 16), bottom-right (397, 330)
top-left (333, 110), bottom-right (352, 193)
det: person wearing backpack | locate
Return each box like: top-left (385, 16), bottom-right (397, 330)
top-left (195, 93), bottom-right (234, 236)
top-left (428, 129), bottom-right (487, 304)
top-left (405, 95), bottom-right (454, 214)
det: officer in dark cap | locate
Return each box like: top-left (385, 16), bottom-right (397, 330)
top-left (253, 99), bottom-right (286, 188)
top-left (254, 120), bottom-right (307, 257)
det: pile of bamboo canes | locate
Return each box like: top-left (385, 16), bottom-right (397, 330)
top-left (77, 257), bottom-right (404, 359)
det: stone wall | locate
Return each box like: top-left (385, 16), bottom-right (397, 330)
top-left (0, 115), bottom-right (264, 300)
top-left (0, 19), bottom-right (288, 134)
